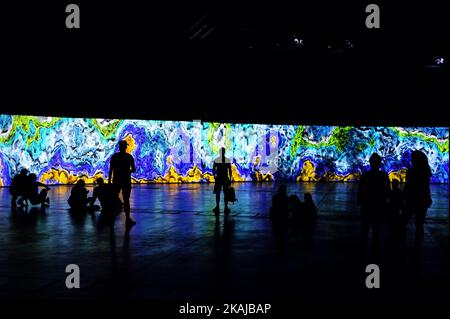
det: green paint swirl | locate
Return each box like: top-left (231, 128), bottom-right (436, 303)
top-left (291, 126), bottom-right (353, 157)
top-left (0, 116), bottom-right (61, 145)
top-left (90, 119), bottom-right (122, 139)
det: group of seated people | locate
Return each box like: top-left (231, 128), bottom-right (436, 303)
top-left (270, 185), bottom-right (318, 224)
top-left (10, 169), bottom-right (122, 215)
top-left (10, 169), bottom-right (50, 207)
top-left (68, 177), bottom-right (123, 213)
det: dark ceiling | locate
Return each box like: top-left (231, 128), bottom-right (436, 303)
top-left (2, 1), bottom-right (449, 126)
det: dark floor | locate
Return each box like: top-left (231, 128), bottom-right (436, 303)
top-left (0, 183), bottom-right (448, 303)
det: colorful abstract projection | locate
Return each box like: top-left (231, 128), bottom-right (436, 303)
top-left (0, 114), bottom-right (448, 186)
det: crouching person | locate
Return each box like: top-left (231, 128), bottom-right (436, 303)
top-left (68, 179), bottom-right (91, 212)
top-left (90, 177), bottom-right (122, 213)
top-left (10, 168), bottom-right (29, 207)
top-left (26, 173), bottom-right (50, 207)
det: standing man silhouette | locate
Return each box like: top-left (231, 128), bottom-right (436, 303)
top-left (357, 153), bottom-right (390, 249)
top-left (109, 140), bottom-right (136, 227)
top-left (213, 147), bottom-right (232, 215)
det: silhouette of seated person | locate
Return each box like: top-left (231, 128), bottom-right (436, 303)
top-left (68, 179), bottom-right (91, 211)
top-left (90, 177), bottom-right (122, 212)
top-left (10, 168), bottom-right (29, 207)
top-left (270, 185), bottom-right (290, 224)
top-left (212, 147), bottom-right (232, 215)
top-left (289, 194), bottom-right (303, 223)
top-left (24, 173), bottom-right (50, 206)
top-left (357, 153), bottom-right (390, 248)
top-left (303, 193), bottom-right (318, 223)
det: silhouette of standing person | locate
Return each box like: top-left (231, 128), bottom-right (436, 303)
top-left (387, 178), bottom-right (403, 239)
top-left (357, 153), bottom-right (390, 248)
top-left (270, 185), bottom-right (289, 256)
top-left (109, 140), bottom-right (136, 228)
top-left (402, 150), bottom-right (432, 247)
top-left (270, 185), bottom-right (290, 224)
top-left (212, 147), bottom-right (232, 215)
top-left (388, 179), bottom-right (402, 220)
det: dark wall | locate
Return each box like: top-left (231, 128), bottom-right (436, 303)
top-left (2, 1), bottom-right (449, 126)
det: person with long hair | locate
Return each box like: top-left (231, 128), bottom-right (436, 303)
top-left (402, 150), bottom-right (432, 247)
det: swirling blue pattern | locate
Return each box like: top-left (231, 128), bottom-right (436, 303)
top-left (0, 115), bottom-right (448, 185)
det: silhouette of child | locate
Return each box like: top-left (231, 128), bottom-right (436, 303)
top-left (388, 179), bottom-right (402, 222)
top-left (387, 178), bottom-right (403, 240)
top-left (303, 193), bottom-right (317, 223)
top-left (68, 179), bottom-right (90, 211)
top-left (289, 194), bottom-right (303, 223)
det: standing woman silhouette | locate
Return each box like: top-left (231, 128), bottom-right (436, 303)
top-left (402, 150), bottom-right (432, 247)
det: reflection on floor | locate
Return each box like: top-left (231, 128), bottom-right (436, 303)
top-left (0, 183), bottom-right (448, 302)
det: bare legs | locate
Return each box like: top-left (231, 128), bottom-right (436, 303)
top-left (214, 192), bottom-right (229, 215)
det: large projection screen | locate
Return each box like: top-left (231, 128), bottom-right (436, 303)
top-left (0, 115), bottom-right (448, 185)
